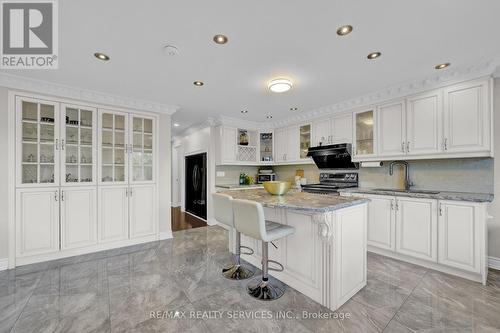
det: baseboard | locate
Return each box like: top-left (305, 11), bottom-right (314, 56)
top-left (159, 231), bottom-right (173, 240)
top-left (171, 202), bottom-right (181, 208)
top-left (0, 258), bottom-right (8, 271)
top-left (207, 218), bottom-right (218, 226)
top-left (489, 256), bottom-right (500, 270)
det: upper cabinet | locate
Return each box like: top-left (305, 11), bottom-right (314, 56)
top-left (377, 100), bottom-right (406, 157)
top-left (17, 97), bottom-right (60, 187)
top-left (259, 131), bottom-right (274, 163)
top-left (299, 124), bottom-right (311, 160)
top-left (214, 126), bottom-right (259, 165)
top-left (131, 115), bottom-right (155, 183)
top-left (99, 110), bottom-right (129, 184)
top-left (312, 114), bottom-right (353, 147)
top-left (312, 118), bottom-right (330, 147)
top-left (353, 109), bottom-right (376, 158)
top-left (443, 79), bottom-right (491, 154)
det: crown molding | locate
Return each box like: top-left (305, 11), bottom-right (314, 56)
top-left (493, 64), bottom-right (500, 78)
top-left (272, 58), bottom-right (500, 127)
top-left (173, 117), bottom-right (216, 141)
top-left (214, 115), bottom-right (273, 130)
top-left (0, 73), bottom-right (179, 115)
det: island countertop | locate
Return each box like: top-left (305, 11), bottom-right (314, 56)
top-left (219, 188), bottom-right (369, 213)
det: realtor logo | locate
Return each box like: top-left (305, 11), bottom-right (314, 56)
top-left (1, 0), bottom-right (58, 69)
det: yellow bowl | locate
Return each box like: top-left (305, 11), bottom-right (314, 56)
top-left (263, 181), bottom-right (292, 195)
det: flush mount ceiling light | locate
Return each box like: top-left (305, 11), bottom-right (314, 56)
top-left (213, 34), bottom-right (228, 44)
top-left (193, 81), bottom-right (204, 86)
top-left (435, 62), bottom-right (451, 70)
top-left (266, 115), bottom-right (273, 119)
top-left (336, 25), bottom-right (353, 36)
top-left (240, 110), bottom-right (248, 114)
top-left (173, 123), bottom-right (180, 127)
top-left (290, 107), bottom-right (298, 112)
top-left (367, 52), bottom-right (381, 60)
top-left (94, 52), bottom-right (110, 61)
top-left (268, 78), bottom-right (293, 93)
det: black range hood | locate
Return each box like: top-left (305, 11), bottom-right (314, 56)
top-left (306, 143), bottom-right (359, 170)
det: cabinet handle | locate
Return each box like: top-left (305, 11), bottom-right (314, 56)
top-left (54, 190), bottom-right (58, 201)
top-left (395, 200), bottom-right (399, 211)
top-left (130, 188), bottom-right (133, 196)
top-left (439, 204), bottom-right (443, 216)
top-left (61, 139), bottom-right (65, 150)
top-left (444, 138), bottom-right (448, 151)
top-left (401, 142), bottom-right (405, 152)
top-left (390, 200), bottom-right (394, 210)
top-left (55, 139), bottom-right (59, 151)
top-left (61, 190), bottom-right (65, 201)
top-left (406, 141), bottom-right (410, 153)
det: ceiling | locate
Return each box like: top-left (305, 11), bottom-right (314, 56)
top-left (2, 0), bottom-right (500, 135)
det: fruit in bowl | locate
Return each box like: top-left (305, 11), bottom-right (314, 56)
top-left (263, 181), bottom-right (291, 195)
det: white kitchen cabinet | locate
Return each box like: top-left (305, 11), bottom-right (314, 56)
top-left (129, 185), bottom-right (157, 238)
top-left (313, 118), bottom-right (331, 146)
top-left (406, 90), bottom-right (443, 155)
top-left (438, 201), bottom-right (482, 273)
top-left (331, 114), bottom-right (353, 144)
top-left (287, 125), bottom-right (300, 161)
top-left (99, 109), bottom-right (129, 185)
top-left (130, 114), bottom-right (155, 183)
top-left (377, 100), bottom-right (406, 157)
top-left (16, 188), bottom-right (60, 257)
top-left (365, 195), bottom-right (396, 251)
top-left (395, 197), bottom-right (437, 262)
top-left (353, 109), bottom-right (377, 159)
top-left (274, 127), bottom-right (287, 163)
top-left (221, 127), bottom-right (237, 163)
top-left (443, 79), bottom-right (491, 154)
top-left (60, 187), bottom-right (97, 250)
top-left (98, 186), bottom-right (129, 243)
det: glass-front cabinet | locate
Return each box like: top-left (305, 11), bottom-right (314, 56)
top-left (131, 115), bottom-right (155, 183)
top-left (99, 110), bottom-right (128, 184)
top-left (61, 104), bottom-right (97, 185)
top-left (299, 124), bottom-right (311, 160)
top-left (17, 97), bottom-right (60, 186)
top-left (354, 109), bottom-right (376, 157)
top-left (259, 131), bottom-right (273, 163)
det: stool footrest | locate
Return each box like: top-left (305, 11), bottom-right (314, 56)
top-left (267, 259), bottom-right (284, 272)
top-left (240, 245), bottom-right (254, 256)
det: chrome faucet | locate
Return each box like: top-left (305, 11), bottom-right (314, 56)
top-left (389, 161), bottom-right (414, 191)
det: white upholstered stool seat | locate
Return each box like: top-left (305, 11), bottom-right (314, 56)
top-left (212, 193), bottom-right (254, 280)
top-left (232, 199), bottom-right (296, 301)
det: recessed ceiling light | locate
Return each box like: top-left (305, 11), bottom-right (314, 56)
top-left (367, 52), bottom-right (381, 60)
top-left (213, 34), bottom-right (228, 44)
top-left (290, 107), bottom-right (298, 112)
top-left (435, 62), bottom-right (451, 70)
top-left (266, 115), bottom-right (273, 119)
top-left (163, 45), bottom-right (179, 56)
top-left (94, 52), bottom-right (110, 61)
top-left (268, 78), bottom-right (293, 93)
top-left (336, 25), bottom-right (353, 36)
top-left (241, 110), bottom-right (248, 114)
top-left (193, 81), bottom-right (204, 86)
top-left (173, 123), bottom-right (180, 127)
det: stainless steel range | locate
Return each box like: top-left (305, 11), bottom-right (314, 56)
top-left (301, 172), bottom-right (358, 195)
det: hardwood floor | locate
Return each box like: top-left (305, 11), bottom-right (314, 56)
top-left (171, 206), bottom-right (207, 231)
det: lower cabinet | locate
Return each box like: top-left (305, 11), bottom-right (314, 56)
top-left (61, 187), bottom-right (97, 250)
top-left (438, 201), bottom-right (482, 273)
top-left (16, 188), bottom-right (60, 257)
top-left (365, 195), bottom-right (395, 251)
top-left (129, 185), bottom-right (157, 238)
top-left (98, 186), bottom-right (129, 243)
top-left (395, 197), bottom-right (437, 262)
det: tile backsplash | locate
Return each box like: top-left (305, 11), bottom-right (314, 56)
top-left (215, 165), bottom-right (260, 185)
top-left (274, 158), bottom-right (494, 194)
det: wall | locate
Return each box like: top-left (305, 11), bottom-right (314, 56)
top-left (0, 87), bottom-right (8, 261)
top-left (215, 165), bottom-right (260, 185)
top-left (158, 114), bottom-right (173, 238)
top-left (489, 77), bottom-right (500, 258)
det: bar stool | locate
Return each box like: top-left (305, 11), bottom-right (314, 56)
top-left (212, 193), bottom-right (254, 280)
top-left (232, 199), bottom-right (295, 301)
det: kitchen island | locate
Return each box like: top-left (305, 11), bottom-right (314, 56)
top-left (219, 189), bottom-right (369, 311)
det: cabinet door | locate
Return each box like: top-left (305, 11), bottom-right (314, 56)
top-left (99, 110), bottom-right (129, 185)
top-left (98, 186), bottom-right (129, 243)
top-left (395, 198), bottom-right (437, 262)
top-left (299, 124), bottom-right (312, 160)
top-left (274, 127), bottom-right (287, 162)
top-left (365, 195), bottom-right (396, 251)
top-left (259, 132), bottom-right (274, 162)
top-left (130, 185), bottom-right (156, 238)
top-left (287, 125), bottom-right (300, 162)
top-left (130, 114), bottom-right (155, 183)
top-left (16, 96), bottom-right (60, 187)
top-left (353, 109), bottom-right (376, 158)
top-left (222, 127), bottom-right (237, 162)
top-left (60, 187), bottom-right (97, 249)
top-left (312, 118), bottom-right (331, 146)
top-left (377, 100), bottom-right (406, 157)
top-left (406, 91), bottom-right (443, 155)
top-left (443, 79), bottom-right (490, 153)
top-left (332, 114), bottom-right (353, 144)
top-left (438, 201), bottom-right (481, 273)
top-left (61, 104), bottom-right (97, 186)
top-left (16, 188), bottom-right (60, 257)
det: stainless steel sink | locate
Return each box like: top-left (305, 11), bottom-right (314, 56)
top-left (372, 188), bottom-right (440, 195)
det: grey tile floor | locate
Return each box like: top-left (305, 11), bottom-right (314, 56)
top-left (1, 225), bottom-right (500, 332)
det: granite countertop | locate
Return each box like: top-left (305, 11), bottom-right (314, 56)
top-left (215, 184), bottom-right (264, 190)
top-left (339, 188), bottom-right (493, 203)
top-left (219, 189), bottom-right (370, 213)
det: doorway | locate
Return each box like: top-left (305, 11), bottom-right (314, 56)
top-left (184, 152), bottom-right (207, 220)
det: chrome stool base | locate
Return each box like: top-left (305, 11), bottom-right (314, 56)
top-left (222, 264), bottom-right (254, 280)
top-left (247, 278), bottom-right (284, 301)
